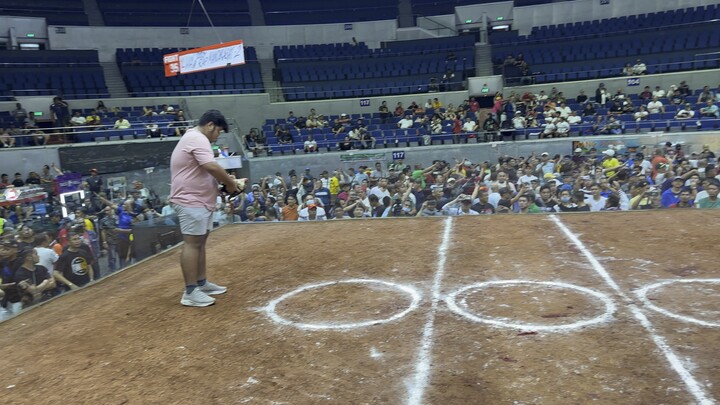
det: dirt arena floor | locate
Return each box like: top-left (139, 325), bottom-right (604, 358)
top-left (1, 210), bottom-right (719, 405)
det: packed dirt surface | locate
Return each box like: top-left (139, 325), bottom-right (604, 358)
top-left (1, 210), bottom-right (718, 404)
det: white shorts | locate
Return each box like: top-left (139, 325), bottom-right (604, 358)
top-left (173, 204), bottom-right (213, 236)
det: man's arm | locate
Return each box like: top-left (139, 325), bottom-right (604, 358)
top-left (201, 162), bottom-right (238, 194)
top-left (53, 270), bottom-right (78, 290)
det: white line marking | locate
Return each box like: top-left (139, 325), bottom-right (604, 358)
top-left (446, 280), bottom-right (616, 332)
top-left (636, 279), bottom-right (720, 327)
top-left (263, 279), bottom-right (421, 331)
top-left (550, 215), bottom-right (715, 405)
top-left (406, 216), bottom-right (454, 405)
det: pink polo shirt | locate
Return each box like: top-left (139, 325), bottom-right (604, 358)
top-left (169, 128), bottom-right (218, 211)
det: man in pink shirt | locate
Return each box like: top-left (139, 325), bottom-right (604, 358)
top-left (169, 110), bottom-right (239, 307)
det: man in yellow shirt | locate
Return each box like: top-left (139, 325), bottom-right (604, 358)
top-left (601, 149), bottom-right (622, 177)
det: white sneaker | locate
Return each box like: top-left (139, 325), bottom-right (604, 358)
top-left (198, 281), bottom-right (228, 295)
top-left (180, 288), bottom-right (215, 307)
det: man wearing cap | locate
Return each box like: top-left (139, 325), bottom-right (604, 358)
top-left (600, 149), bottom-right (622, 177)
top-left (536, 152), bottom-right (555, 175)
top-left (298, 201), bottom-right (327, 221)
top-left (169, 110), bottom-right (238, 307)
top-left (441, 194), bottom-right (479, 215)
top-left (86, 168), bottom-right (103, 198)
top-left (661, 176), bottom-right (688, 208)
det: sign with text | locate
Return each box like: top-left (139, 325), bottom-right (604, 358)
top-left (627, 77), bottom-right (641, 87)
top-left (391, 151), bottom-right (405, 160)
top-left (340, 152), bottom-right (386, 162)
top-left (164, 40), bottom-right (245, 77)
top-left (359, 98), bottom-right (371, 107)
top-left (54, 173), bottom-right (83, 195)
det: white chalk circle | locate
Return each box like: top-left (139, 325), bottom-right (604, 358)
top-left (264, 279), bottom-right (421, 331)
top-left (636, 279), bottom-right (720, 327)
top-left (445, 280), bottom-right (616, 332)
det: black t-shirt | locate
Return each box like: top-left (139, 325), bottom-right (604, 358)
top-left (12, 179), bottom-right (25, 187)
top-left (471, 202), bottom-right (495, 214)
top-left (13, 265), bottom-right (51, 288)
top-left (56, 246), bottom-right (94, 286)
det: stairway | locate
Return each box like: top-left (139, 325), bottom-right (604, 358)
top-left (82, 0), bottom-right (105, 26)
top-left (474, 43), bottom-right (494, 77)
top-left (101, 62), bottom-right (130, 98)
top-left (259, 59), bottom-right (283, 102)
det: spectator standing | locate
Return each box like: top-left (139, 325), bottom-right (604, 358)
top-left (696, 180), bottom-right (720, 209)
top-left (53, 233), bottom-right (94, 290)
top-left (50, 97), bottom-right (70, 129)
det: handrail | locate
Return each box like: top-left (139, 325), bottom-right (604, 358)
top-left (495, 19), bottom-right (719, 48)
top-left (274, 44), bottom-right (475, 64)
top-left (497, 56), bottom-right (720, 82)
top-left (4, 119), bottom-right (197, 139)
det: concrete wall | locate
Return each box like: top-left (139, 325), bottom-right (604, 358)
top-left (512, 0), bottom-right (720, 36)
top-left (428, 0), bottom-right (720, 36)
top-left (47, 20), bottom-right (398, 62)
top-left (238, 131), bottom-right (720, 183)
top-left (3, 130), bottom-right (719, 190)
top-left (506, 69), bottom-right (720, 101)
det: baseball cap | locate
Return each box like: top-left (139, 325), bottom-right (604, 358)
top-left (672, 176), bottom-right (684, 182)
top-left (198, 109), bottom-right (229, 133)
top-left (541, 152), bottom-right (549, 157)
top-left (603, 149), bottom-right (615, 157)
top-left (574, 148), bottom-right (583, 153)
top-left (544, 173), bottom-right (556, 180)
top-left (0, 239), bottom-right (18, 248)
top-left (90, 168), bottom-right (98, 173)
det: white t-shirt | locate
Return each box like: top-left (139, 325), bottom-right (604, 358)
top-left (35, 247), bottom-right (59, 273)
top-left (634, 111), bottom-right (648, 121)
top-left (517, 174), bottom-right (538, 186)
top-left (398, 118), bottom-right (413, 129)
top-left (304, 139), bottom-right (317, 148)
top-left (585, 195), bottom-right (607, 212)
top-left (543, 123), bottom-right (556, 134)
top-left (556, 106), bottom-right (572, 118)
top-left (675, 109), bottom-right (694, 119)
top-left (652, 89), bottom-right (666, 98)
top-left (556, 121), bottom-right (570, 134)
top-left (567, 115), bottom-right (582, 125)
top-left (462, 121), bottom-right (477, 132)
top-left (647, 101), bottom-right (663, 114)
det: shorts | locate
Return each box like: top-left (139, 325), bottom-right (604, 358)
top-left (173, 204), bottom-right (213, 236)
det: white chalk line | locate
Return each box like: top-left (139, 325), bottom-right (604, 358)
top-left (550, 215), bottom-right (715, 405)
top-left (406, 216), bottom-right (454, 405)
top-left (636, 279), bottom-right (720, 328)
top-left (263, 279), bottom-right (421, 331)
top-left (445, 280), bottom-right (616, 332)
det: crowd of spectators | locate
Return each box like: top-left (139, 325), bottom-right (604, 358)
top-left (493, 80), bottom-right (719, 139)
top-left (2, 141), bottom-right (718, 319)
top-left (1, 98), bottom-right (191, 147)
top-left (211, 142), bottom-right (719, 226)
top-left (251, 80), bottom-right (720, 156)
top-left (0, 164), bottom-right (170, 319)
